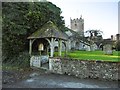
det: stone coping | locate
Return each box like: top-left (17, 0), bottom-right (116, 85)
top-left (50, 57), bottom-right (120, 63)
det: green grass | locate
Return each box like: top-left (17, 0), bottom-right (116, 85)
top-left (54, 51), bottom-right (120, 62)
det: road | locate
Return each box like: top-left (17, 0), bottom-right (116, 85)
top-left (2, 69), bottom-right (119, 88)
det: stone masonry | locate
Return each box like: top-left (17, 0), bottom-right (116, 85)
top-left (70, 17), bottom-right (84, 36)
top-left (49, 58), bottom-right (119, 81)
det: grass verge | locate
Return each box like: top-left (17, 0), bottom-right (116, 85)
top-left (54, 51), bottom-right (120, 62)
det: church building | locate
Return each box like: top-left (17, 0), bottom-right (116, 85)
top-left (64, 16), bottom-right (92, 51)
top-left (70, 16), bottom-right (84, 36)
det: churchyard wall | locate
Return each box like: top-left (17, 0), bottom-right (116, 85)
top-left (49, 58), bottom-right (120, 81)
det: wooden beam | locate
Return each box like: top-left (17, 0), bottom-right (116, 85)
top-left (46, 46), bottom-right (49, 55)
top-left (45, 38), bottom-right (51, 45)
top-left (31, 39), bottom-right (36, 44)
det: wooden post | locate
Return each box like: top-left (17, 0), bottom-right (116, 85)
top-left (39, 51), bottom-right (41, 56)
top-left (45, 38), bottom-right (50, 56)
top-left (58, 40), bottom-right (60, 56)
top-left (50, 38), bottom-right (54, 57)
top-left (29, 39), bottom-right (32, 56)
top-left (46, 46), bottom-right (49, 55)
top-left (64, 41), bottom-right (67, 57)
top-left (58, 39), bottom-right (62, 56)
top-left (29, 39), bottom-right (36, 56)
top-left (45, 38), bottom-right (55, 57)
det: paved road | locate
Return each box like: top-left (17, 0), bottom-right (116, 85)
top-left (2, 69), bottom-right (119, 88)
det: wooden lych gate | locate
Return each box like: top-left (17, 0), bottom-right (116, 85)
top-left (27, 21), bottom-right (68, 69)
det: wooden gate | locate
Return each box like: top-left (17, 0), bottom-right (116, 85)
top-left (30, 55), bottom-right (49, 69)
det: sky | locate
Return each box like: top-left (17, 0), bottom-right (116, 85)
top-left (48, 0), bottom-right (119, 39)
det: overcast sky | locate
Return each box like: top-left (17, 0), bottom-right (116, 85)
top-left (48, 0), bottom-right (119, 39)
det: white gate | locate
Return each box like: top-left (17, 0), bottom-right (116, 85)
top-left (30, 55), bottom-right (49, 68)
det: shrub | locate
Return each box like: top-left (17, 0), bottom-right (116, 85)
top-left (4, 51), bottom-right (30, 68)
top-left (16, 52), bottom-right (30, 68)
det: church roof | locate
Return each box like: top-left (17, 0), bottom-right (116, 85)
top-left (27, 21), bottom-right (68, 40)
top-left (65, 27), bottom-right (91, 45)
top-left (102, 39), bottom-right (114, 45)
top-left (65, 27), bottom-right (77, 36)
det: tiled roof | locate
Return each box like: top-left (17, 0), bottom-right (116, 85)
top-left (27, 21), bottom-right (68, 40)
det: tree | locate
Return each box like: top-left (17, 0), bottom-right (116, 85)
top-left (2, 2), bottom-right (65, 62)
top-left (85, 30), bottom-right (103, 51)
top-left (85, 30), bottom-right (103, 39)
top-left (2, 2), bottom-right (30, 61)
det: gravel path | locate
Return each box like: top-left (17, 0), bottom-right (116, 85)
top-left (2, 68), bottom-right (119, 88)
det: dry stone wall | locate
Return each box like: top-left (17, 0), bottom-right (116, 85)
top-left (49, 58), bottom-right (119, 81)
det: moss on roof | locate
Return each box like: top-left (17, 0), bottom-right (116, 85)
top-left (27, 21), bottom-right (68, 40)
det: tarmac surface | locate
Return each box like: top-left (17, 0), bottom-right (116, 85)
top-left (2, 68), bottom-right (119, 89)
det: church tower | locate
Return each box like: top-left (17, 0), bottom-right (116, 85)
top-left (70, 16), bottom-right (84, 36)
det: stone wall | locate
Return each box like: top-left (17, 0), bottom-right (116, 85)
top-left (49, 58), bottom-right (62, 74)
top-left (49, 58), bottom-right (120, 81)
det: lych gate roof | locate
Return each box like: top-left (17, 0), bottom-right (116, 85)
top-left (27, 21), bottom-right (68, 40)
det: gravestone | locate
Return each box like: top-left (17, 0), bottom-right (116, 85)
top-left (85, 45), bottom-right (91, 51)
top-left (91, 43), bottom-right (98, 51)
top-left (103, 44), bottom-right (113, 55)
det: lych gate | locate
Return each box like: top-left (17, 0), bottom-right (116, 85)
top-left (27, 21), bottom-right (68, 69)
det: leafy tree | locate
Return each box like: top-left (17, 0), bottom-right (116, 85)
top-left (85, 30), bottom-right (103, 50)
top-left (85, 30), bottom-right (103, 39)
top-left (2, 2), bottom-right (65, 63)
top-left (2, 2), bottom-right (30, 61)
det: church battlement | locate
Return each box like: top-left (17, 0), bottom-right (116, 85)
top-left (71, 17), bottom-right (84, 23)
top-left (70, 16), bottom-right (84, 36)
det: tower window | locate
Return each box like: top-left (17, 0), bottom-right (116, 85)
top-left (75, 23), bottom-right (77, 26)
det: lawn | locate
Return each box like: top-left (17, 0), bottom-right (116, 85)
top-left (54, 51), bottom-right (120, 62)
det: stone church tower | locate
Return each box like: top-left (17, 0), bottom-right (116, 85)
top-left (70, 16), bottom-right (84, 36)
